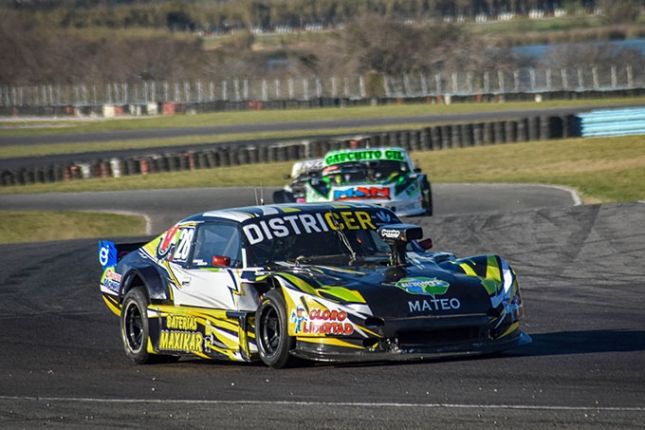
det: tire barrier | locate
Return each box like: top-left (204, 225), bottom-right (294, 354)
top-left (0, 114), bottom-right (579, 187)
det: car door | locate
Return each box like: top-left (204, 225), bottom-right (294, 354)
top-left (167, 221), bottom-right (258, 312)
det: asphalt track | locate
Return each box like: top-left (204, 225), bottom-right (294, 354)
top-left (0, 183), bottom-right (579, 234)
top-left (1, 185), bottom-right (644, 429)
top-left (0, 106), bottom-right (594, 147)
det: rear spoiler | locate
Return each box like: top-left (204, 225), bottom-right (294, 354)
top-left (98, 240), bottom-right (147, 269)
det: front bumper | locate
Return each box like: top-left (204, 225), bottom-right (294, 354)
top-left (373, 199), bottom-right (426, 217)
top-left (292, 328), bottom-right (531, 363)
top-left (321, 197), bottom-right (425, 216)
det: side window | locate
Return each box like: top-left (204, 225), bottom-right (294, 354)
top-left (163, 226), bottom-right (195, 264)
top-left (191, 223), bottom-right (242, 268)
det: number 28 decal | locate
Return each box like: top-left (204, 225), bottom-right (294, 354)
top-left (172, 227), bottom-right (195, 263)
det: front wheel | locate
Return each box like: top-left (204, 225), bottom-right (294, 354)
top-left (255, 290), bottom-right (294, 368)
top-left (422, 187), bottom-right (433, 216)
top-left (272, 190), bottom-right (296, 204)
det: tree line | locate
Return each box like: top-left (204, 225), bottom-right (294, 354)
top-left (4, 0), bottom-right (641, 32)
top-left (1, 1), bottom-right (643, 87)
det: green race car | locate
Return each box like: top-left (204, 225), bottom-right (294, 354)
top-left (302, 147), bottom-right (433, 216)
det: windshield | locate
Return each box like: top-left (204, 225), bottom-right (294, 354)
top-left (247, 228), bottom-right (391, 266)
top-left (322, 160), bottom-right (408, 184)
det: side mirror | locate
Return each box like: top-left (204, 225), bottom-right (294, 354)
top-left (212, 255), bottom-right (231, 267)
top-left (379, 224), bottom-right (423, 244)
top-left (284, 173), bottom-right (291, 179)
top-left (418, 238), bottom-right (433, 251)
top-left (378, 223), bottom-right (423, 266)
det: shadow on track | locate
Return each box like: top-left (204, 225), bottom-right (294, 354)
top-left (512, 329), bottom-right (645, 356)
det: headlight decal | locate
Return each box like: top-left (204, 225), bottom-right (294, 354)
top-left (277, 272), bottom-right (367, 304)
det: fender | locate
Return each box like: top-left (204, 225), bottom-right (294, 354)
top-left (420, 174), bottom-right (430, 188)
top-left (394, 174), bottom-right (420, 196)
top-left (120, 265), bottom-right (172, 305)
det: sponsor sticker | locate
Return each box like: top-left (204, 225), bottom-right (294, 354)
top-left (157, 225), bottom-right (181, 258)
top-left (396, 277), bottom-right (450, 296)
top-left (101, 268), bottom-right (122, 292)
top-left (158, 315), bottom-right (203, 353)
top-left (396, 277), bottom-right (462, 313)
top-left (325, 149), bottom-right (406, 166)
top-left (159, 330), bottom-right (203, 353)
top-left (333, 186), bottom-right (391, 200)
top-left (291, 307), bottom-right (354, 336)
top-left (242, 210), bottom-right (376, 245)
top-left (98, 240), bottom-right (117, 268)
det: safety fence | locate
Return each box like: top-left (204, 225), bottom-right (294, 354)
top-left (2, 65), bottom-right (645, 116)
top-left (0, 114), bottom-right (578, 187)
top-left (579, 107), bottom-right (645, 137)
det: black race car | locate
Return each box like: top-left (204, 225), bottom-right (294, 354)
top-left (99, 202), bottom-right (530, 368)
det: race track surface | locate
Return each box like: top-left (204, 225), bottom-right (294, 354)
top-left (1, 192), bottom-right (644, 428)
top-left (0, 183), bottom-right (578, 235)
top-left (0, 106), bottom-right (598, 147)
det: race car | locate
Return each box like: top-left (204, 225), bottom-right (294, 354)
top-left (98, 202), bottom-right (530, 369)
top-left (301, 147), bottom-right (433, 216)
top-left (272, 158), bottom-right (324, 203)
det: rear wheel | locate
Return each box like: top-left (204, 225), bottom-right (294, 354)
top-left (272, 190), bottom-right (296, 204)
top-left (121, 288), bottom-right (154, 364)
top-left (121, 288), bottom-right (179, 364)
top-left (255, 290), bottom-right (294, 368)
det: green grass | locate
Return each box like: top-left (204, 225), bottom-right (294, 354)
top-left (0, 162), bottom-right (292, 194)
top-left (0, 211), bottom-right (147, 244)
top-left (413, 135), bottom-right (645, 204)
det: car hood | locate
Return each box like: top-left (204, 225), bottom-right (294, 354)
top-left (266, 258), bottom-right (495, 319)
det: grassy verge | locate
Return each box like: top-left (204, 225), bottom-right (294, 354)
top-left (0, 162), bottom-right (292, 195)
top-left (0, 211), bottom-right (147, 244)
top-left (413, 135), bottom-right (645, 204)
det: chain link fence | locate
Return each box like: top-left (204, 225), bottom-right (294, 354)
top-left (2, 64), bottom-right (645, 111)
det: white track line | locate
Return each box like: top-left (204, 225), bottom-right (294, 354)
top-left (455, 183), bottom-right (583, 207)
top-left (531, 184), bottom-right (583, 206)
top-left (0, 396), bottom-right (643, 412)
top-left (83, 209), bottom-right (153, 235)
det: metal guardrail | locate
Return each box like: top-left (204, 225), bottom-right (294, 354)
top-left (1, 64), bottom-right (645, 112)
top-left (579, 107), bottom-right (645, 137)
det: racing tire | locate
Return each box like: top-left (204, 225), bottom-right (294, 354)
top-left (422, 183), bottom-right (433, 216)
top-left (255, 290), bottom-right (295, 369)
top-left (121, 288), bottom-right (155, 364)
top-left (272, 190), bottom-right (287, 204)
top-left (273, 190), bottom-right (296, 204)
